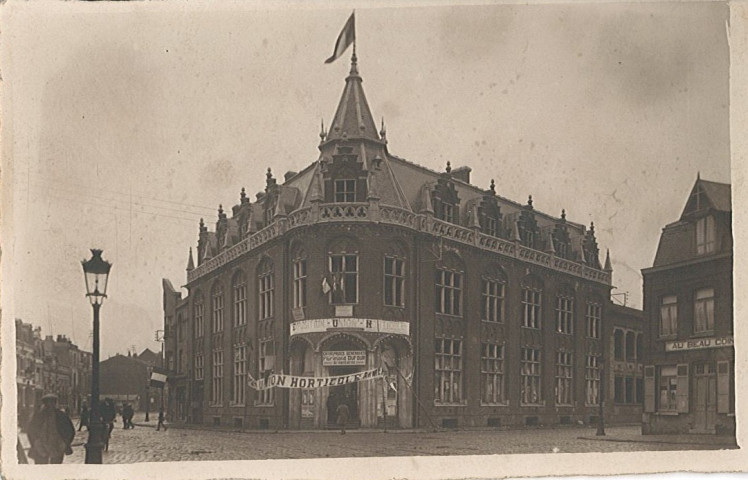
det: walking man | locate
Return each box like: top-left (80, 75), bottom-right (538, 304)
top-left (27, 394), bottom-right (75, 464)
top-left (156, 408), bottom-right (167, 431)
top-left (335, 400), bottom-right (350, 435)
top-left (78, 403), bottom-right (89, 432)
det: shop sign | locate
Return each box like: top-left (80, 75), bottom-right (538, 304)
top-left (665, 336), bottom-right (734, 352)
top-left (248, 367), bottom-right (385, 390)
top-left (323, 350), bottom-right (366, 366)
top-left (290, 318), bottom-right (410, 336)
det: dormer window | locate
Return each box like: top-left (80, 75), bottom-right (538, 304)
top-left (334, 179), bottom-right (356, 203)
top-left (556, 240), bottom-right (568, 259)
top-left (696, 216), bottom-right (716, 255)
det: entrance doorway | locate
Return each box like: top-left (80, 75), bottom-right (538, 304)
top-left (326, 366), bottom-right (359, 426)
top-left (693, 362), bottom-right (717, 433)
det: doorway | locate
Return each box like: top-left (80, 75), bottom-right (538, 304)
top-left (326, 366), bottom-right (359, 426)
top-left (693, 362), bottom-right (717, 433)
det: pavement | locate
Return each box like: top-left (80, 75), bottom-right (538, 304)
top-left (17, 412), bottom-right (738, 464)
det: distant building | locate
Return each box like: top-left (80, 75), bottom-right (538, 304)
top-left (99, 350), bottom-right (161, 412)
top-left (16, 319), bottom-right (43, 429)
top-left (642, 178), bottom-right (734, 435)
top-left (48, 335), bottom-right (92, 415)
top-left (163, 54), bottom-right (620, 430)
top-left (605, 303), bottom-right (645, 424)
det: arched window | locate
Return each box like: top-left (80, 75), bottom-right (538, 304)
top-left (232, 271), bottom-right (247, 328)
top-left (211, 282), bottom-right (224, 333)
top-left (258, 259), bottom-right (274, 320)
top-left (625, 331), bottom-right (636, 362)
top-left (193, 292), bottom-right (205, 339)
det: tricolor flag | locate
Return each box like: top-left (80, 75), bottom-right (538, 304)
top-left (149, 367), bottom-right (168, 388)
top-left (325, 12), bottom-right (355, 64)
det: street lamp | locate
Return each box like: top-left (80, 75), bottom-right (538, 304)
top-left (81, 249), bottom-right (112, 464)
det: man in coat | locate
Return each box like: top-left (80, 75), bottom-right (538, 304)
top-left (335, 399), bottom-right (350, 435)
top-left (27, 394), bottom-right (75, 464)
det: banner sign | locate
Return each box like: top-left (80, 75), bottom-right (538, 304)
top-left (248, 368), bottom-right (385, 390)
top-left (323, 350), bottom-right (366, 366)
top-left (149, 368), bottom-right (168, 388)
top-left (290, 318), bottom-right (409, 336)
top-left (665, 336), bottom-right (734, 352)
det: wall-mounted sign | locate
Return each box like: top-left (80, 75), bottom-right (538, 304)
top-left (290, 318), bottom-right (410, 337)
top-left (292, 307), bottom-right (305, 321)
top-left (335, 305), bottom-right (353, 317)
top-left (323, 350), bottom-right (366, 366)
top-left (665, 336), bottom-right (733, 352)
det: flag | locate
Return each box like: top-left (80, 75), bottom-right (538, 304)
top-left (321, 274), bottom-right (332, 295)
top-left (325, 12), bottom-right (355, 64)
top-left (149, 367), bottom-right (168, 388)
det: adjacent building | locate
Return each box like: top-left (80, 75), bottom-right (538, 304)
top-left (99, 349), bottom-right (162, 412)
top-left (162, 54), bottom-right (624, 430)
top-left (641, 178), bottom-right (734, 435)
top-left (16, 319), bottom-right (44, 428)
top-left (606, 303), bottom-right (645, 425)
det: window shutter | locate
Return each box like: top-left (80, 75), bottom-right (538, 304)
top-left (644, 366), bottom-right (655, 413)
top-left (717, 361), bottom-right (730, 414)
top-left (676, 364), bottom-right (689, 413)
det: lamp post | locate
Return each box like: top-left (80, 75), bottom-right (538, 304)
top-left (82, 249), bottom-right (112, 464)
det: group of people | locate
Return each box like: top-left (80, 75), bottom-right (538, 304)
top-left (21, 394), bottom-right (169, 464)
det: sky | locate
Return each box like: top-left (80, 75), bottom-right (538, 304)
top-left (2, 2), bottom-right (731, 359)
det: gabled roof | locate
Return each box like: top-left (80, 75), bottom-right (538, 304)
top-left (681, 177), bottom-right (731, 218)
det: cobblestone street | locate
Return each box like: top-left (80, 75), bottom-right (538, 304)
top-left (46, 414), bottom-right (737, 464)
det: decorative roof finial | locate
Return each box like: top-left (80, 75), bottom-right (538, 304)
top-left (199, 217), bottom-right (206, 233)
top-left (266, 168), bottom-right (272, 181)
top-left (697, 171), bottom-right (701, 180)
top-left (240, 187), bottom-right (247, 202)
top-left (380, 117), bottom-right (386, 139)
top-left (561, 209), bottom-right (566, 221)
top-left (489, 179), bottom-right (496, 194)
top-left (527, 195), bottom-right (533, 208)
top-left (218, 204), bottom-right (224, 216)
top-left (320, 119), bottom-right (326, 143)
top-left (350, 48), bottom-right (359, 76)
top-left (446, 161), bottom-right (452, 174)
top-left (590, 221), bottom-right (595, 233)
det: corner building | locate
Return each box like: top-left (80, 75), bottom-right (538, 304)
top-left (163, 55), bottom-right (614, 430)
top-left (642, 178), bottom-right (734, 435)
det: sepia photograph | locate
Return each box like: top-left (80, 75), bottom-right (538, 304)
top-left (1, 1), bottom-right (746, 479)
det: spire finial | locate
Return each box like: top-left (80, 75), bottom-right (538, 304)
top-left (527, 195), bottom-right (533, 207)
top-left (561, 209), bottom-right (566, 221)
top-left (446, 161), bottom-right (452, 174)
top-left (697, 171), bottom-right (701, 180)
top-left (320, 119), bottom-right (327, 144)
top-left (267, 168), bottom-right (272, 180)
top-left (240, 187), bottom-right (247, 201)
top-left (380, 117), bottom-right (386, 139)
top-left (489, 179), bottom-right (496, 194)
top-left (590, 221), bottom-right (595, 233)
top-left (218, 204), bottom-right (224, 216)
top-left (350, 48), bottom-right (359, 76)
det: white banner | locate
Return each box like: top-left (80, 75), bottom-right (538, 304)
top-left (248, 368), bottom-right (385, 390)
top-left (322, 350), bottom-right (366, 366)
top-left (290, 318), bottom-right (409, 336)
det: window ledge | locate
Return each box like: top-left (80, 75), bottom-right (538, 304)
top-left (520, 403), bottom-right (546, 407)
top-left (655, 411), bottom-right (679, 416)
top-left (480, 402), bottom-right (509, 407)
top-left (481, 320), bottom-right (503, 324)
top-left (434, 402), bottom-right (468, 407)
top-left (254, 404), bottom-right (275, 408)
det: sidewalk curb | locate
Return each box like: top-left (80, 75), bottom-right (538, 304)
top-left (577, 436), bottom-right (738, 448)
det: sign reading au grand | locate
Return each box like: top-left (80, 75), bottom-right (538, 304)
top-left (289, 318), bottom-right (410, 336)
top-left (665, 336), bottom-right (734, 352)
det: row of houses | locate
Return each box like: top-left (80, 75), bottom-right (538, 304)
top-left (15, 320), bottom-right (92, 429)
top-left (157, 53), bottom-right (695, 432)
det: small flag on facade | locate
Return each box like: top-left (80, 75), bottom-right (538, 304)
top-left (149, 368), bottom-right (168, 388)
top-left (325, 11), bottom-right (355, 64)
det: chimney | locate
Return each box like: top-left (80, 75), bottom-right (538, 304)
top-left (284, 171), bottom-right (298, 182)
top-left (451, 166), bottom-right (471, 183)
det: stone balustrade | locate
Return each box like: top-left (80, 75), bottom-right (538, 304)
top-left (187, 202), bottom-right (612, 286)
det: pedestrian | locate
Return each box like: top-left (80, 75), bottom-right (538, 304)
top-left (156, 408), bottom-right (167, 431)
top-left (78, 403), bottom-right (89, 432)
top-left (335, 400), bottom-right (350, 435)
top-left (26, 394), bottom-right (75, 464)
top-left (123, 403), bottom-right (134, 429)
top-left (100, 398), bottom-right (116, 451)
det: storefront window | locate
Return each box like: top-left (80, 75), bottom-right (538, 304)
top-left (658, 366), bottom-right (678, 411)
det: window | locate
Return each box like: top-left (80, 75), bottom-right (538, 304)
top-left (556, 239), bottom-right (568, 259)
top-left (556, 295), bottom-right (574, 334)
top-left (694, 288), bottom-right (715, 333)
top-left (614, 329), bottom-right (624, 361)
top-left (384, 256), bottom-right (405, 307)
top-left (614, 376), bottom-right (624, 403)
top-left (625, 332), bottom-right (635, 361)
top-left (211, 349), bottom-right (223, 405)
top-left (329, 254), bottom-right (358, 304)
top-left (522, 287), bottom-right (541, 329)
top-left (258, 340), bottom-right (275, 405)
top-left (696, 216), bottom-right (716, 255)
top-left (233, 273), bottom-right (247, 327)
top-left (585, 355), bottom-right (601, 405)
top-left (481, 343), bottom-right (505, 404)
top-left (435, 338), bottom-right (462, 404)
top-left (436, 269), bottom-right (462, 315)
top-left (484, 216), bottom-right (498, 237)
top-left (293, 259), bottom-right (307, 309)
top-left (481, 278), bottom-right (504, 323)
top-left (625, 377), bottom-right (634, 403)
top-left (232, 345), bottom-right (246, 405)
top-left (658, 366), bottom-right (677, 411)
top-left (334, 179), bottom-right (356, 203)
top-left (521, 348), bottom-right (541, 405)
top-left (194, 295), bottom-right (205, 339)
top-left (259, 267), bottom-right (274, 320)
top-left (660, 295), bottom-right (677, 336)
top-left (441, 202), bottom-right (455, 223)
top-left (555, 351), bottom-right (573, 405)
top-left (585, 302), bottom-right (601, 339)
top-left (211, 284), bottom-right (224, 333)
